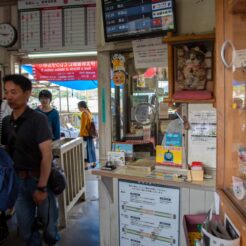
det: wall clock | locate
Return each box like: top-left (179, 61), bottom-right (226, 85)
top-left (0, 23), bottom-right (17, 47)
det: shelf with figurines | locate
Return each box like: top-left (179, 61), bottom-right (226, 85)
top-left (163, 33), bottom-right (216, 103)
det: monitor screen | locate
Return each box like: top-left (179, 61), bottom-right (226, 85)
top-left (101, 0), bottom-right (176, 42)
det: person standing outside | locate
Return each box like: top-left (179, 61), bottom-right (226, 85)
top-left (1, 74), bottom-right (60, 245)
top-left (36, 89), bottom-right (60, 140)
top-left (78, 101), bottom-right (96, 169)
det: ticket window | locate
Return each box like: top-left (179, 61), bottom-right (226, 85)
top-left (110, 51), bottom-right (169, 145)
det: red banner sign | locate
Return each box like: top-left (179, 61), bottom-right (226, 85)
top-left (33, 61), bottom-right (97, 81)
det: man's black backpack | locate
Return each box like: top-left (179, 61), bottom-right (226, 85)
top-left (0, 147), bottom-right (18, 244)
top-left (0, 147), bottom-right (18, 211)
top-left (48, 158), bottom-right (67, 195)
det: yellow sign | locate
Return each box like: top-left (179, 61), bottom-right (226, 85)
top-left (156, 145), bottom-right (182, 167)
top-left (112, 53), bottom-right (125, 72)
top-left (112, 71), bottom-right (126, 86)
top-left (112, 53), bottom-right (126, 86)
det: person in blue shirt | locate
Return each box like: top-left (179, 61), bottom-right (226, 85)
top-left (36, 90), bottom-right (60, 140)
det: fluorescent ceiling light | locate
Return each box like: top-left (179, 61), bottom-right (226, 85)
top-left (27, 51), bottom-right (97, 58)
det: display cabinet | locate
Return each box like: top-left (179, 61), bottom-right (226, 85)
top-left (216, 0), bottom-right (246, 243)
top-left (163, 33), bottom-right (215, 104)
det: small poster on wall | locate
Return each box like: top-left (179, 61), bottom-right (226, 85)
top-left (188, 104), bottom-right (216, 168)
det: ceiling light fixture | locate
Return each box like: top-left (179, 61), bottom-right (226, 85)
top-left (27, 51), bottom-right (97, 59)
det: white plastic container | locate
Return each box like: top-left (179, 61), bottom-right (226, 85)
top-left (202, 227), bottom-right (240, 246)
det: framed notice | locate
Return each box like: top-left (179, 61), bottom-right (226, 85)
top-left (119, 180), bottom-right (179, 246)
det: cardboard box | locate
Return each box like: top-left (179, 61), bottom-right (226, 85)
top-left (183, 214), bottom-right (220, 246)
top-left (126, 161), bottom-right (155, 173)
top-left (183, 214), bottom-right (240, 246)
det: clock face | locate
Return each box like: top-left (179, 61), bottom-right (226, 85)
top-left (0, 23), bottom-right (17, 47)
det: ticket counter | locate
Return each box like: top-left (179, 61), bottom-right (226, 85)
top-left (92, 166), bottom-right (215, 246)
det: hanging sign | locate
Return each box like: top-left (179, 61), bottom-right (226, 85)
top-left (33, 61), bottom-right (97, 81)
top-left (111, 54), bottom-right (126, 86)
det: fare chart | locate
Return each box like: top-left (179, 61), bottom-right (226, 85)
top-left (119, 180), bottom-right (179, 246)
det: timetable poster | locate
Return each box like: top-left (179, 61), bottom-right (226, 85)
top-left (20, 10), bottom-right (41, 49)
top-left (18, 0), bottom-right (96, 51)
top-left (42, 8), bottom-right (63, 48)
top-left (87, 6), bottom-right (96, 46)
top-left (119, 180), bottom-right (179, 246)
top-left (64, 7), bottom-right (86, 47)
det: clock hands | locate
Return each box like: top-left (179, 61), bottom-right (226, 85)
top-left (0, 33), bottom-right (10, 36)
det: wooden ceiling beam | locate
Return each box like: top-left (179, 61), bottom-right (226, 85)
top-left (0, 1), bottom-right (17, 7)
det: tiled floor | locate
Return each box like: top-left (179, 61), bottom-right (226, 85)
top-left (59, 171), bottom-right (99, 246)
top-left (3, 171), bottom-right (100, 246)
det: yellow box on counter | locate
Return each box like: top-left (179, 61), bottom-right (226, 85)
top-left (156, 145), bottom-right (182, 167)
top-left (189, 170), bottom-right (204, 181)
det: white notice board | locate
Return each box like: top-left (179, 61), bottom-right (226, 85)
top-left (132, 37), bottom-right (168, 69)
top-left (119, 180), bottom-right (179, 246)
top-left (188, 104), bottom-right (216, 168)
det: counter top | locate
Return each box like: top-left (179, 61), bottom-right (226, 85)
top-left (91, 166), bottom-right (216, 191)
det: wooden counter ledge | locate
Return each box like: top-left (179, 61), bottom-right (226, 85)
top-left (91, 166), bottom-right (215, 191)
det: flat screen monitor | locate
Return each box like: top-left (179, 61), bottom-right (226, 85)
top-left (101, 0), bottom-right (176, 42)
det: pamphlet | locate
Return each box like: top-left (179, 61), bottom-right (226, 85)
top-left (156, 145), bottom-right (182, 167)
top-left (108, 151), bottom-right (125, 166)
